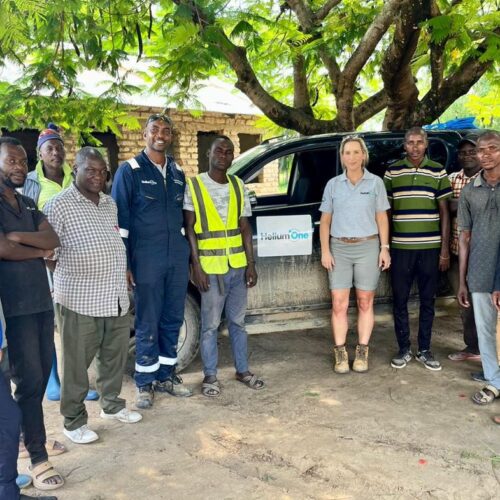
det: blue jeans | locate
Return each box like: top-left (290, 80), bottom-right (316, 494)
top-left (471, 293), bottom-right (500, 389)
top-left (200, 267), bottom-right (249, 377)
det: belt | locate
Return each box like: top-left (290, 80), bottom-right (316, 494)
top-left (333, 234), bottom-right (378, 244)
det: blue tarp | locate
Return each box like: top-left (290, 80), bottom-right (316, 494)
top-left (424, 117), bottom-right (478, 130)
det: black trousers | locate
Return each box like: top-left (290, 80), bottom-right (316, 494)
top-left (0, 357), bottom-right (21, 500)
top-left (449, 256), bottom-right (479, 353)
top-left (391, 248), bottom-right (440, 352)
top-left (5, 311), bottom-right (54, 466)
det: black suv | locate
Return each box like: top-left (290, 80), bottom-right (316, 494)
top-left (129, 129), bottom-right (474, 371)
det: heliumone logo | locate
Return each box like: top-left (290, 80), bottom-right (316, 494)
top-left (257, 215), bottom-right (313, 257)
top-left (259, 229), bottom-right (310, 241)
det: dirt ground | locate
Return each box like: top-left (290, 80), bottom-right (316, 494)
top-left (22, 310), bottom-right (500, 500)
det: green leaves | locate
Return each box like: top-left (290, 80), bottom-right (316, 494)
top-left (0, 0), bottom-right (498, 134)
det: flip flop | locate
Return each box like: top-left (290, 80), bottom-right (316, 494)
top-left (19, 439), bottom-right (67, 459)
top-left (448, 351), bottom-right (481, 362)
top-left (493, 416), bottom-right (500, 425)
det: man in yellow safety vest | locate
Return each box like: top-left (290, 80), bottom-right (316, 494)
top-left (184, 136), bottom-right (265, 397)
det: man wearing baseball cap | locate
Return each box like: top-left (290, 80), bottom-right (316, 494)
top-left (447, 135), bottom-right (482, 362)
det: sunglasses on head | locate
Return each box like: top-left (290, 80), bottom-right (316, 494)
top-left (146, 114), bottom-right (173, 126)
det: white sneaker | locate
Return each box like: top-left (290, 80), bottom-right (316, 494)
top-left (100, 408), bottom-right (142, 424)
top-left (63, 424), bottom-right (99, 444)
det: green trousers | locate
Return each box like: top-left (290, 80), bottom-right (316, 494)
top-left (55, 304), bottom-right (130, 431)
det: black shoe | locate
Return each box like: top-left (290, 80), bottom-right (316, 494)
top-left (416, 350), bottom-right (442, 371)
top-left (154, 372), bottom-right (192, 397)
top-left (471, 371), bottom-right (486, 382)
top-left (390, 349), bottom-right (413, 369)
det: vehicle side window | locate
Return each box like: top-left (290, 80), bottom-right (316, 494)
top-left (246, 153), bottom-right (295, 198)
top-left (427, 140), bottom-right (448, 170)
top-left (288, 148), bottom-right (337, 204)
top-left (366, 138), bottom-right (450, 178)
top-left (365, 140), bottom-right (404, 178)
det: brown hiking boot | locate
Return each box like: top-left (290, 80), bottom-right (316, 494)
top-left (353, 344), bottom-right (369, 372)
top-left (135, 384), bottom-right (154, 409)
top-left (333, 345), bottom-right (349, 374)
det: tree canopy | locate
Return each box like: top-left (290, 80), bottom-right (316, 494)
top-left (0, 0), bottom-right (498, 135)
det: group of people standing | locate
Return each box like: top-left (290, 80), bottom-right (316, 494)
top-left (0, 116), bottom-right (499, 499)
top-left (319, 127), bottom-right (500, 415)
top-left (0, 115), bottom-right (262, 498)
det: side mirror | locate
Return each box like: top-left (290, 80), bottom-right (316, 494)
top-left (248, 190), bottom-right (258, 206)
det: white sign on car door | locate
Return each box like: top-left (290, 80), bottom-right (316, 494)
top-left (256, 215), bottom-right (313, 257)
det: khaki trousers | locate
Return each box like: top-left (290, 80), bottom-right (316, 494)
top-left (55, 304), bottom-right (130, 431)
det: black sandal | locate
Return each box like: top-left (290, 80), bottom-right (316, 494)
top-left (202, 378), bottom-right (221, 397)
top-left (236, 372), bottom-right (265, 390)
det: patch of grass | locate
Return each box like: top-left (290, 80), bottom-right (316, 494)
top-left (304, 391), bottom-right (320, 397)
top-left (261, 473), bottom-right (276, 482)
top-left (460, 450), bottom-right (483, 460)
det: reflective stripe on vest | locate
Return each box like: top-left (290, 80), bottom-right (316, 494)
top-left (188, 174), bottom-right (247, 274)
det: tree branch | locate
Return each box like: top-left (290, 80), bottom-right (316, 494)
top-left (222, 33), bottom-right (339, 133)
top-left (293, 54), bottom-right (313, 115)
top-left (285, 1), bottom-right (340, 91)
top-left (428, 0), bottom-right (467, 95)
top-left (286, 0), bottom-right (341, 97)
top-left (415, 29), bottom-right (498, 124)
top-left (285, 0), bottom-right (315, 31)
top-left (319, 47), bottom-right (341, 89)
top-left (342, 0), bottom-right (401, 85)
top-left (335, 0), bottom-right (401, 129)
top-left (380, 0), bottom-right (427, 129)
top-left (315, 0), bottom-right (343, 22)
top-left (429, 0), bottom-right (445, 95)
top-left (172, 0), bottom-right (340, 134)
top-left (353, 90), bottom-right (388, 128)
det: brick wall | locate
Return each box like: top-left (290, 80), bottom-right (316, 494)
top-left (118, 107), bottom-right (285, 196)
top-left (118, 106), bottom-right (264, 179)
top-left (21, 105), bottom-right (282, 195)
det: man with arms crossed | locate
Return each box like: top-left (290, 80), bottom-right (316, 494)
top-left (0, 137), bottom-right (63, 491)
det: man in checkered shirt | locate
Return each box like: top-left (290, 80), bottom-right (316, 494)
top-left (45, 148), bottom-right (142, 446)
top-left (447, 135), bottom-right (481, 363)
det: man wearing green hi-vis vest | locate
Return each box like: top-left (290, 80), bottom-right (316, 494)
top-left (184, 136), bottom-right (265, 398)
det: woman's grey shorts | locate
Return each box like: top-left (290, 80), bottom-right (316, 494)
top-left (328, 238), bottom-right (380, 291)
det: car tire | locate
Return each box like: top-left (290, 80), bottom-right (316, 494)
top-left (126, 293), bottom-right (201, 375)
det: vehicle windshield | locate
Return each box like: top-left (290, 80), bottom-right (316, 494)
top-left (229, 143), bottom-right (272, 176)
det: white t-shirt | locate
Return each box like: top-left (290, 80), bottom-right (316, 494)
top-left (183, 172), bottom-right (252, 225)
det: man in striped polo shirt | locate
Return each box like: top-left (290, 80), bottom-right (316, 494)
top-left (384, 127), bottom-right (452, 371)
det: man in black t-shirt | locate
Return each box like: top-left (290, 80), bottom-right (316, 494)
top-left (0, 137), bottom-right (64, 492)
